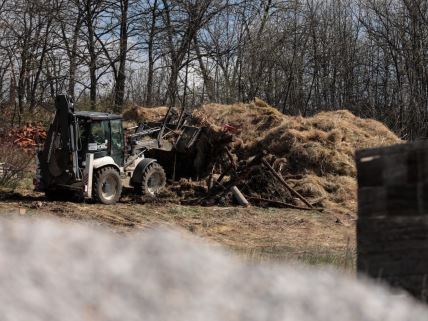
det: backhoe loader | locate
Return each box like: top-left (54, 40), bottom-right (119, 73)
top-left (35, 95), bottom-right (166, 204)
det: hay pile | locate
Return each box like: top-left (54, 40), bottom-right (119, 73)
top-left (123, 105), bottom-right (170, 123)
top-left (126, 99), bottom-right (401, 214)
top-left (191, 99), bottom-right (401, 214)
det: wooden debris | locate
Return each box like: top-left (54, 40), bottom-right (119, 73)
top-left (261, 158), bottom-right (314, 209)
top-left (230, 186), bottom-right (250, 207)
top-left (2, 124), bottom-right (47, 151)
top-left (247, 196), bottom-right (323, 211)
top-left (225, 148), bottom-right (237, 171)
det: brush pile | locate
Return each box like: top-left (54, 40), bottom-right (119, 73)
top-left (129, 99), bottom-right (401, 215)
top-left (0, 123), bottom-right (44, 187)
top-left (1, 123), bottom-right (47, 151)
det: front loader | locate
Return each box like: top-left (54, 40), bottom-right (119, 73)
top-left (35, 95), bottom-right (166, 204)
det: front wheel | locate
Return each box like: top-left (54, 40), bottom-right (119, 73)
top-left (93, 167), bottom-right (122, 205)
top-left (135, 162), bottom-right (166, 197)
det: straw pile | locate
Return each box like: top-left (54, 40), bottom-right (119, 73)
top-left (192, 99), bottom-right (401, 214)
top-left (123, 106), bottom-right (170, 123)
top-left (126, 99), bottom-right (401, 214)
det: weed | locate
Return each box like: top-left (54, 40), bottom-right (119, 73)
top-left (0, 145), bottom-right (32, 189)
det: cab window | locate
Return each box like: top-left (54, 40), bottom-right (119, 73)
top-left (90, 120), bottom-right (109, 149)
top-left (110, 119), bottom-right (124, 166)
top-left (110, 119), bottom-right (123, 149)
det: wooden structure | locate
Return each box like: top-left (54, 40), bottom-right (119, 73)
top-left (356, 141), bottom-right (428, 301)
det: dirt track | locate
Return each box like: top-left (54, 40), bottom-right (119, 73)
top-left (0, 189), bottom-right (355, 267)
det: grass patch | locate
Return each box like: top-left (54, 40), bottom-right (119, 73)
top-left (167, 205), bottom-right (202, 216)
top-left (15, 171), bottom-right (34, 191)
top-left (0, 147), bottom-right (33, 190)
top-left (232, 244), bottom-right (356, 271)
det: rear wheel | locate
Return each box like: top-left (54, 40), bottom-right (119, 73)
top-left (93, 167), bottom-right (122, 205)
top-left (135, 162), bottom-right (166, 197)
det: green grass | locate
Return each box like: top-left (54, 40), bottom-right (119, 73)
top-left (15, 171), bottom-right (34, 191)
top-left (232, 244), bottom-right (356, 271)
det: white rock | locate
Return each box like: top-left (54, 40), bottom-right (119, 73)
top-left (0, 217), bottom-right (425, 321)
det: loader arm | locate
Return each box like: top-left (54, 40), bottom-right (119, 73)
top-left (40, 95), bottom-right (80, 189)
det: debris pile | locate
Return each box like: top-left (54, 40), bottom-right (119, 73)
top-left (129, 99), bottom-right (402, 215)
top-left (2, 123), bottom-right (47, 151)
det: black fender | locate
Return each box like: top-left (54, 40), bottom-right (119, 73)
top-left (130, 158), bottom-right (157, 185)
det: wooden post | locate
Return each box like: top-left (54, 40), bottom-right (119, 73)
top-left (356, 141), bottom-right (428, 301)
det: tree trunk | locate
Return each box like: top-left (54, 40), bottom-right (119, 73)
top-left (167, 63), bottom-right (179, 106)
top-left (113, 0), bottom-right (129, 113)
top-left (0, 68), bottom-right (4, 103)
top-left (194, 37), bottom-right (215, 101)
top-left (68, 16), bottom-right (82, 100)
top-left (145, 0), bottom-right (158, 106)
top-left (17, 54), bottom-right (27, 114)
top-left (30, 21), bottom-right (51, 111)
top-left (86, 0), bottom-right (97, 108)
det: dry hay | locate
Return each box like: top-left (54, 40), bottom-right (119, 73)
top-left (122, 105), bottom-right (170, 123)
top-left (192, 98), bottom-right (285, 149)
top-left (124, 99), bottom-right (401, 215)
top-left (191, 99), bottom-right (401, 215)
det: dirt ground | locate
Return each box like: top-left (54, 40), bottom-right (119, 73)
top-left (0, 188), bottom-right (356, 269)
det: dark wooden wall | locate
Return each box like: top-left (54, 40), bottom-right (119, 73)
top-left (356, 141), bottom-right (428, 301)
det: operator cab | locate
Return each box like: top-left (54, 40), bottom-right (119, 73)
top-left (76, 112), bottom-right (125, 167)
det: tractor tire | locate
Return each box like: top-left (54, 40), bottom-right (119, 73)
top-left (135, 162), bottom-right (166, 197)
top-left (93, 167), bottom-right (122, 205)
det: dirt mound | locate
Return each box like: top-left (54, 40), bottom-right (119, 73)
top-left (191, 100), bottom-right (401, 214)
